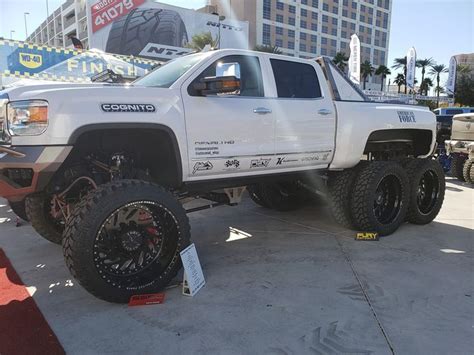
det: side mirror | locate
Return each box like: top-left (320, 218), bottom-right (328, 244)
top-left (193, 76), bottom-right (241, 96)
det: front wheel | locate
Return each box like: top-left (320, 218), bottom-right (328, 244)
top-left (25, 194), bottom-right (63, 244)
top-left (351, 162), bottom-right (409, 236)
top-left (62, 180), bottom-right (190, 303)
top-left (405, 159), bottom-right (445, 224)
top-left (8, 200), bottom-right (29, 221)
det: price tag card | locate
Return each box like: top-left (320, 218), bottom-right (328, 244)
top-left (180, 243), bottom-right (205, 297)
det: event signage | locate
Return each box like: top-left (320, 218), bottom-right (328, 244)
top-left (180, 243), bottom-right (205, 297)
top-left (446, 56), bottom-right (457, 94)
top-left (406, 47), bottom-right (417, 90)
top-left (348, 34), bottom-right (361, 85)
top-left (86, 0), bottom-right (249, 61)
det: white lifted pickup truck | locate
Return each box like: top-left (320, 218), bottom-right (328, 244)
top-left (0, 49), bottom-right (445, 302)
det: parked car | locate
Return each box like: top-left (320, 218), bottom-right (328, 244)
top-left (0, 49), bottom-right (445, 303)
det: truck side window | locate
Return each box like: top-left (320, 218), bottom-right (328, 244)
top-left (270, 59), bottom-right (322, 99)
top-left (189, 55), bottom-right (264, 97)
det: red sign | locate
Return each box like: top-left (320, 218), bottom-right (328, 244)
top-left (91, 0), bottom-right (145, 33)
top-left (128, 293), bottom-right (166, 306)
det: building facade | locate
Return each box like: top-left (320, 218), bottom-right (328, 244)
top-left (208, 0), bottom-right (392, 88)
top-left (26, 0), bottom-right (88, 49)
top-left (455, 53), bottom-right (474, 80)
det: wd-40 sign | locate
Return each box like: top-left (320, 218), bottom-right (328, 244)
top-left (0, 40), bottom-right (161, 82)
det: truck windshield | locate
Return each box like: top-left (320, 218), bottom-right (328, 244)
top-left (134, 53), bottom-right (206, 88)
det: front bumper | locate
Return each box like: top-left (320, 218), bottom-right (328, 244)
top-left (0, 145), bottom-right (72, 202)
top-left (445, 140), bottom-right (474, 159)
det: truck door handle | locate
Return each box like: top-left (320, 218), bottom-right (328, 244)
top-left (254, 107), bottom-right (272, 115)
top-left (318, 109), bottom-right (332, 116)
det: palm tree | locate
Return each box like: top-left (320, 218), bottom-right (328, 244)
top-left (333, 52), bottom-right (349, 72)
top-left (375, 65), bottom-right (391, 91)
top-left (394, 73), bottom-right (405, 93)
top-left (457, 64), bottom-right (472, 77)
top-left (254, 45), bottom-right (283, 54)
top-left (429, 64), bottom-right (449, 106)
top-left (186, 32), bottom-right (218, 51)
top-left (420, 78), bottom-right (433, 96)
top-left (392, 57), bottom-right (408, 93)
top-left (360, 60), bottom-right (374, 90)
top-left (416, 58), bottom-right (435, 95)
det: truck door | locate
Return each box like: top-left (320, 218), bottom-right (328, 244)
top-left (267, 58), bottom-right (336, 168)
top-left (181, 54), bottom-right (274, 179)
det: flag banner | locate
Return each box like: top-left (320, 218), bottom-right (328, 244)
top-left (446, 56), bottom-right (457, 94)
top-left (348, 34), bottom-right (360, 85)
top-left (406, 47), bottom-right (417, 90)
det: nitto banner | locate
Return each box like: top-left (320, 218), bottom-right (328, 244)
top-left (86, 0), bottom-right (249, 61)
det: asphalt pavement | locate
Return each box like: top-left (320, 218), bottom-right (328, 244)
top-left (0, 177), bottom-right (472, 354)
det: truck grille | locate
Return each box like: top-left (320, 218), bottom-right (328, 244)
top-left (0, 98), bottom-right (9, 145)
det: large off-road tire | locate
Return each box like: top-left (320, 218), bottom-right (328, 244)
top-left (258, 182), bottom-right (308, 212)
top-left (450, 154), bottom-right (467, 181)
top-left (351, 161), bottom-right (410, 236)
top-left (62, 180), bottom-right (190, 303)
top-left (405, 159), bottom-right (446, 225)
top-left (462, 159), bottom-right (474, 184)
top-left (25, 194), bottom-right (63, 244)
top-left (327, 164), bottom-right (367, 229)
top-left (105, 8), bottom-right (188, 56)
top-left (8, 200), bottom-right (29, 221)
top-left (247, 184), bottom-right (271, 208)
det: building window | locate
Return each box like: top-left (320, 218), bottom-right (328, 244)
top-left (321, 37), bottom-right (328, 45)
top-left (301, 0), bottom-right (308, 4)
top-left (352, 2), bottom-right (357, 9)
top-left (288, 41), bottom-right (295, 49)
top-left (332, 17), bottom-right (338, 25)
top-left (322, 14), bottom-right (328, 22)
top-left (341, 41), bottom-right (347, 49)
top-left (312, 11), bottom-right (318, 20)
top-left (311, 45), bottom-right (317, 53)
top-left (332, 6), bottom-right (338, 14)
top-left (312, 0), bottom-right (319, 8)
top-left (323, 3), bottom-right (329, 11)
top-left (300, 43), bottom-right (307, 52)
top-left (361, 5), bottom-right (366, 11)
top-left (300, 32), bottom-right (307, 40)
top-left (359, 25), bottom-right (365, 33)
top-left (276, 1), bottom-right (284, 10)
top-left (276, 14), bottom-right (284, 23)
top-left (263, 0), bottom-right (271, 20)
top-left (341, 31), bottom-right (347, 38)
top-left (351, 23), bottom-right (356, 30)
top-left (331, 28), bottom-right (337, 36)
top-left (301, 8), bottom-right (307, 17)
top-left (301, 20), bottom-right (307, 28)
top-left (330, 49), bottom-right (337, 56)
top-left (331, 39), bottom-right (337, 47)
top-left (311, 34), bottom-right (317, 42)
top-left (276, 38), bottom-right (283, 47)
top-left (289, 5), bottom-right (296, 13)
top-left (342, 9), bottom-right (348, 17)
top-left (322, 25), bottom-right (328, 33)
top-left (321, 48), bottom-right (327, 55)
top-left (343, 0), bottom-right (348, 5)
top-left (289, 17), bottom-right (296, 25)
top-left (351, 12), bottom-right (356, 19)
top-left (263, 24), bottom-right (271, 45)
top-left (311, 23), bottom-right (318, 31)
top-left (276, 26), bottom-right (283, 35)
top-left (360, 14), bottom-right (366, 22)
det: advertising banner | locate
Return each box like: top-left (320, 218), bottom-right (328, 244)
top-left (406, 47), bottom-right (417, 90)
top-left (86, 0), bottom-right (249, 61)
top-left (0, 40), bottom-right (160, 83)
top-left (446, 56), bottom-right (457, 94)
top-left (348, 34), bottom-right (360, 85)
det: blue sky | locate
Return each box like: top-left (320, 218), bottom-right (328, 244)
top-left (1, 0), bottom-right (472, 84)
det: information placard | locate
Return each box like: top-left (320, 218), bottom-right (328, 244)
top-left (180, 243), bottom-right (205, 297)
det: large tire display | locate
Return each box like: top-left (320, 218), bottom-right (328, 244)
top-left (462, 159), bottom-right (474, 184)
top-left (405, 159), bottom-right (446, 225)
top-left (8, 200), bottom-right (29, 221)
top-left (62, 180), bottom-right (190, 303)
top-left (351, 162), bottom-right (410, 236)
top-left (450, 154), bottom-right (467, 181)
top-left (106, 8), bottom-right (188, 56)
top-left (25, 194), bottom-right (64, 245)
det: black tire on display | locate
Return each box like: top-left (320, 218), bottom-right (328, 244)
top-left (327, 168), bottom-right (360, 229)
top-left (247, 184), bottom-right (271, 208)
top-left (25, 194), bottom-right (63, 244)
top-left (62, 180), bottom-right (190, 304)
top-left (259, 182), bottom-right (308, 212)
top-left (462, 159), bottom-right (474, 184)
top-left (351, 161), bottom-right (410, 236)
top-left (405, 159), bottom-right (446, 225)
top-left (8, 200), bottom-right (29, 221)
top-left (450, 154), bottom-right (467, 181)
top-left (105, 8), bottom-right (188, 56)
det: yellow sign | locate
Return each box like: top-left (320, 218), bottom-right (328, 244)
top-left (19, 52), bottom-right (43, 69)
top-left (355, 232), bottom-right (379, 241)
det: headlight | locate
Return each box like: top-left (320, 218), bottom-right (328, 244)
top-left (7, 100), bottom-right (48, 136)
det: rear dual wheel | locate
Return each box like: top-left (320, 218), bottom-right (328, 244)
top-left (62, 180), bottom-right (190, 303)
